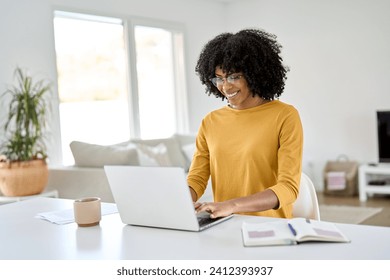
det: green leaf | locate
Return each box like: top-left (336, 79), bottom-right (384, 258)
top-left (0, 67), bottom-right (52, 162)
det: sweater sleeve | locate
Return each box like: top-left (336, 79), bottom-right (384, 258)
top-left (187, 120), bottom-right (211, 200)
top-left (269, 105), bottom-right (303, 209)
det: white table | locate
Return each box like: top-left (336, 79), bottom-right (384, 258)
top-left (1, 197), bottom-right (390, 260)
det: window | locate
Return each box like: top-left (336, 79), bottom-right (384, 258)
top-left (53, 11), bottom-right (188, 165)
top-left (134, 26), bottom-right (176, 139)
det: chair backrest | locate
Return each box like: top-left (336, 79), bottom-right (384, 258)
top-left (292, 172), bottom-right (321, 220)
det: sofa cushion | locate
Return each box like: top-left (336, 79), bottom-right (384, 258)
top-left (70, 141), bottom-right (139, 167)
top-left (136, 143), bottom-right (171, 166)
top-left (174, 134), bottom-right (196, 170)
top-left (130, 136), bottom-right (188, 170)
top-left (181, 143), bottom-right (196, 164)
top-left (174, 133), bottom-right (196, 147)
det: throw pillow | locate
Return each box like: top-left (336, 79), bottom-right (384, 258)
top-left (181, 143), bottom-right (196, 164)
top-left (131, 136), bottom-right (187, 169)
top-left (70, 141), bottom-right (139, 167)
top-left (136, 143), bottom-right (171, 167)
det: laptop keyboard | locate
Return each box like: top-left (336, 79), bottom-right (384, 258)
top-left (197, 213), bottom-right (223, 227)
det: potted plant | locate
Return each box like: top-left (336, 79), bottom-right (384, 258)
top-left (0, 67), bottom-right (52, 196)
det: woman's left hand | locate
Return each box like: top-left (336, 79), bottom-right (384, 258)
top-left (196, 201), bottom-right (235, 218)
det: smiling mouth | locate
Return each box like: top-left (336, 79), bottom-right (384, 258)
top-left (225, 91), bottom-right (238, 99)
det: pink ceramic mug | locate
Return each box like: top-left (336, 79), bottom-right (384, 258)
top-left (73, 197), bottom-right (101, 227)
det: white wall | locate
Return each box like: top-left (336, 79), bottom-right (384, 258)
top-left (221, 0), bottom-right (390, 188)
top-left (1, 0), bottom-right (390, 189)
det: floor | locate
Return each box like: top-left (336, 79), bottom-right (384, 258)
top-left (317, 192), bottom-right (390, 227)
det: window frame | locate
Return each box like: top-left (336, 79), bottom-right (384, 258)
top-left (126, 17), bottom-right (189, 138)
top-left (53, 9), bottom-right (189, 140)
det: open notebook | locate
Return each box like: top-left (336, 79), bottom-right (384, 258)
top-left (242, 217), bottom-right (350, 247)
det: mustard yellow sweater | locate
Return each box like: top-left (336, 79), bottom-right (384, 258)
top-left (187, 100), bottom-right (303, 218)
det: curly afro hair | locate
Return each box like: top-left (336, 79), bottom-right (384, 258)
top-left (195, 28), bottom-right (288, 101)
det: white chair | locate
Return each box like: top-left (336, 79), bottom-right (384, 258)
top-left (292, 172), bottom-right (321, 220)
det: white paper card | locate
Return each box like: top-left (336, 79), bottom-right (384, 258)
top-left (35, 203), bottom-right (118, 225)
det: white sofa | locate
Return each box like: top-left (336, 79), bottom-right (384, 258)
top-left (45, 134), bottom-right (213, 203)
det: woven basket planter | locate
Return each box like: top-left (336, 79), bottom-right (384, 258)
top-left (0, 159), bottom-right (48, 197)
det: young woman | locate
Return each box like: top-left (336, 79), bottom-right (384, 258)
top-left (187, 29), bottom-right (303, 219)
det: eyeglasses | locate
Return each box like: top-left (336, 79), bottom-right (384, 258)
top-left (210, 74), bottom-right (243, 87)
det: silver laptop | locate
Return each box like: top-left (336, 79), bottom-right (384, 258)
top-left (104, 165), bottom-right (233, 231)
